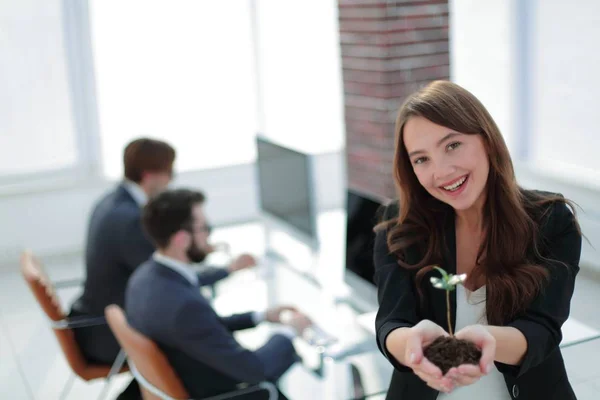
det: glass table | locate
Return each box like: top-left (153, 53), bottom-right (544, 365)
top-left (210, 256), bottom-right (392, 400)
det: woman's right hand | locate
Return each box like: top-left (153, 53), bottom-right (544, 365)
top-left (387, 320), bottom-right (454, 393)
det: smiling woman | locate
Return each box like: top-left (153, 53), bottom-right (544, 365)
top-left (403, 118), bottom-right (490, 213)
top-left (374, 81), bottom-right (582, 400)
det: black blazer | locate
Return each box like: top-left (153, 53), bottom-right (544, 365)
top-left (374, 191), bottom-right (581, 400)
top-left (126, 260), bottom-right (298, 398)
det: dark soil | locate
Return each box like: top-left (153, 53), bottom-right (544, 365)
top-left (423, 336), bottom-right (481, 375)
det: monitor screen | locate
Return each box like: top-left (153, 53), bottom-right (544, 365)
top-left (256, 136), bottom-right (316, 239)
top-left (345, 189), bottom-right (384, 286)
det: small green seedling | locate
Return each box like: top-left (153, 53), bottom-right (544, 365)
top-left (430, 266), bottom-right (466, 336)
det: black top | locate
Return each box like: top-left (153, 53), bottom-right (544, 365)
top-left (374, 190), bottom-right (581, 400)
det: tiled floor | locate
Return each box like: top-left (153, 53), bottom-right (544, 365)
top-left (1, 221), bottom-right (600, 399)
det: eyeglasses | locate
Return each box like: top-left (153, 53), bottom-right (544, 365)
top-left (185, 224), bottom-right (212, 235)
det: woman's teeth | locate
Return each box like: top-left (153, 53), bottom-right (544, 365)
top-left (443, 176), bottom-right (467, 191)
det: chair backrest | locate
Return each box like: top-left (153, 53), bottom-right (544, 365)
top-left (19, 250), bottom-right (112, 380)
top-left (105, 305), bottom-right (190, 400)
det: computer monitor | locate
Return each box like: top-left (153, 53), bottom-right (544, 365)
top-left (255, 135), bottom-right (318, 250)
top-left (343, 189), bottom-right (385, 311)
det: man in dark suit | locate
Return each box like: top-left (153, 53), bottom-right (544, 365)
top-left (125, 189), bottom-right (312, 399)
top-left (69, 139), bottom-right (257, 398)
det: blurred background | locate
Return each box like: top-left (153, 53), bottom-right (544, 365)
top-left (1, 0), bottom-right (600, 399)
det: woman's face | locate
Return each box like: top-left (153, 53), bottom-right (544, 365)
top-left (403, 116), bottom-right (489, 212)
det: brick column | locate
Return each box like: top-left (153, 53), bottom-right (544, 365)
top-left (339, 0), bottom-right (450, 200)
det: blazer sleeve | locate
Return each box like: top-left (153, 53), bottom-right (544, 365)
top-left (374, 204), bottom-right (420, 373)
top-left (197, 267), bottom-right (230, 287)
top-left (120, 213), bottom-right (155, 272)
top-left (496, 201), bottom-right (581, 377)
top-left (218, 312), bottom-right (257, 332)
top-left (172, 299), bottom-right (268, 384)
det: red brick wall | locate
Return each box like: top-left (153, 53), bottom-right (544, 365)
top-left (339, 0), bottom-right (450, 200)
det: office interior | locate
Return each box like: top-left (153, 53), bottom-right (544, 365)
top-left (2, 1), bottom-right (600, 399)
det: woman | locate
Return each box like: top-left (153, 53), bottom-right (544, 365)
top-left (374, 81), bottom-right (581, 400)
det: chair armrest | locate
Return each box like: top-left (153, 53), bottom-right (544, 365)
top-left (53, 278), bottom-right (84, 290)
top-left (50, 316), bottom-right (107, 329)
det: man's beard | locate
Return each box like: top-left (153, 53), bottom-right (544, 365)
top-left (187, 242), bottom-right (207, 263)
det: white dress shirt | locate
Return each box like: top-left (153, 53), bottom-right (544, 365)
top-left (153, 252), bottom-right (200, 286)
top-left (122, 179), bottom-right (148, 207)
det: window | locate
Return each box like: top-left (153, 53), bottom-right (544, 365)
top-left (0, 1), bottom-right (79, 180)
top-left (90, 0), bottom-right (258, 179)
top-left (255, 1), bottom-right (345, 153)
top-left (529, 0), bottom-right (600, 187)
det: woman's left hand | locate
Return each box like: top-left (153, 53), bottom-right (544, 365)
top-left (446, 324), bottom-right (496, 387)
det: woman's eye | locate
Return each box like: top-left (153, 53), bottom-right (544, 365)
top-left (447, 142), bottom-right (462, 151)
top-left (414, 157), bottom-right (428, 165)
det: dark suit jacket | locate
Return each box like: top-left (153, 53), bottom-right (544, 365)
top-left (374, 190), bottom-right (581, 400)
top-left (126, 259), bottom-right (298, 399)
top-left (71, 184), bottom-right (229, 364)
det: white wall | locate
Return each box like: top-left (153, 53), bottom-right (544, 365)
top-left (450, 0), bottom-right (599, 270)
top-left (0, 151), bottom-right (345, 268)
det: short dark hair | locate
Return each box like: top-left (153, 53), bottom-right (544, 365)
top-left (124, 138), bottom-right (176, 183)
top-left (142, 189), bottom-right (206, 248)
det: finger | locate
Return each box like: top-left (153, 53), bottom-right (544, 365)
top-left (405, 332), bottom-right (424, 367)
top-left (479, 338), bottom-right (496, 374)
top-left (425, 381), bottom-right (448, 393)
top-left (444, 367), bottom-right (459, 380)
top-left (419, 374), bottom-right (453, 393)
top-left (453, 375), bottom-right (479, 386)
top-left (419, 357), bottom-right (443, 379)
top-left (414, 369), bottom-right (447, 392)
top-left (413, 370), bottom-right (444, 389)
top-left (457, 364), bottom-right (484, 378)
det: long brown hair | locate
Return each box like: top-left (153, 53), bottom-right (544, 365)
top-left (382, 80), bottom-right (579, 325)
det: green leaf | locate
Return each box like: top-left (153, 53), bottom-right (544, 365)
top-left (448, 273), bottom-right (467, 286)
top-left (433, 266), bottom-right (449, 281)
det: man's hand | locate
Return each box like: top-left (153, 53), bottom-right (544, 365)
top-left (265, 306), bottom-right (298, 323)
top-left (266, 306), bottom-right (313, 335)
top-left (283, 311), bottom-right (313, 335)
top-left (228, 254), bottom-right (257, 273)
